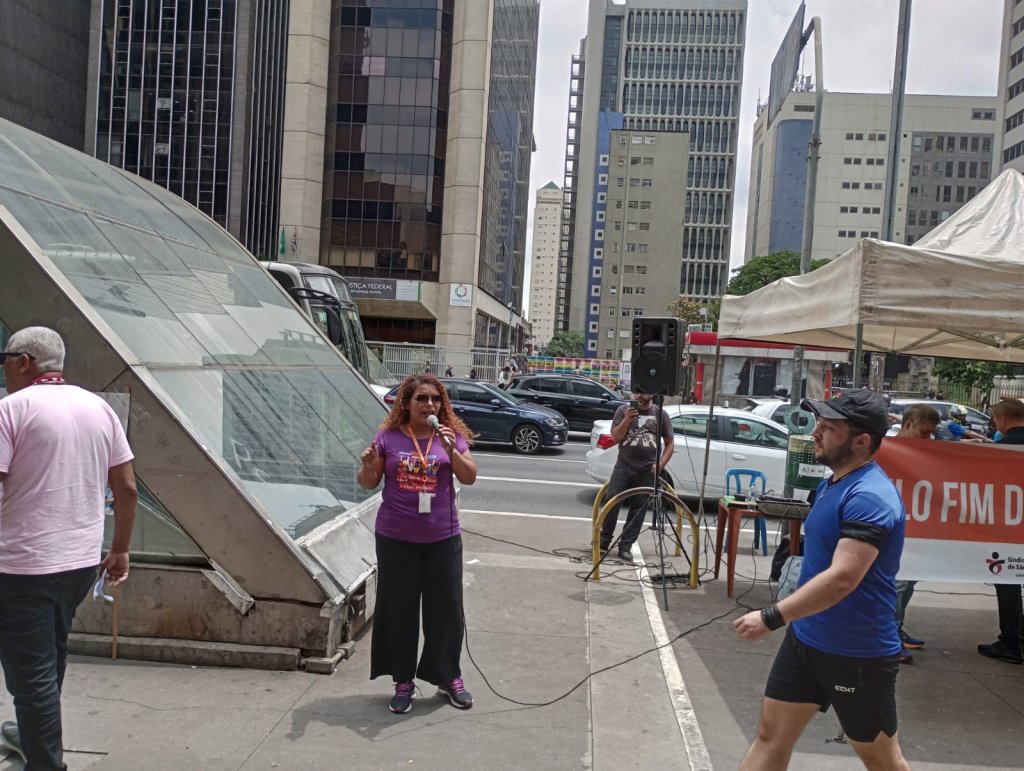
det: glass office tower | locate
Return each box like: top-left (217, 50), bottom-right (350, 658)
top-left (89, 0), bottom-right (288, 259)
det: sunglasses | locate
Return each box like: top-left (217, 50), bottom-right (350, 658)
top-left (0, 352), bottom-right (35, 362)
top-left (413, 394), bottom-right (443, 404)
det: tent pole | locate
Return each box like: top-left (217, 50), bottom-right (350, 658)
top-left (697, 336), bottom-right (722, 505)
top-left (853, 324), bottom-right (864, 388)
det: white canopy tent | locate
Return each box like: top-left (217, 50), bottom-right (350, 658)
top-left (718, 169), bottom-right (1024, 363)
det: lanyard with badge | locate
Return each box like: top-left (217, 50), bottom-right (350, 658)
top-left (404, 425), bottom-right (435, 515)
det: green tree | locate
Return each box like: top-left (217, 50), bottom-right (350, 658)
top-left (666, 296), bottom-right (708, 327)
top-left (932, 358), bottom-right (1014, 392)
top-left (543, 329), bottom-right (585, 357)
top-left (708, 250), bottom-right (830, 323)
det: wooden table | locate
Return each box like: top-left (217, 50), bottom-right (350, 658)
top-left (714, 501), bottom-right (803, 598)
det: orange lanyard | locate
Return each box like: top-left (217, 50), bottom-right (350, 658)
top-left (403, 425), bottom-right (435, 470)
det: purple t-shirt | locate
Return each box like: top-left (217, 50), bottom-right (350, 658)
top-left (373, 427), bottom-right (469, 543)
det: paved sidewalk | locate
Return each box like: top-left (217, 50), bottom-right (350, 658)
top-left (1, 512), bottom-right (1022, 769)
top-left (0, 515), bottom-right (699, 770)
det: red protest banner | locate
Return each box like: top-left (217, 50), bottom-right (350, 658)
top-left (876, 438), bottom-right (1024, 544)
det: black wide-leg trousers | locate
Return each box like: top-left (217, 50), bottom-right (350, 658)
top-left (370, 533), bottom-right (464, 686)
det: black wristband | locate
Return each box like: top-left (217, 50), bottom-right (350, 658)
top-left (760, 604), bottom-right (786, 631)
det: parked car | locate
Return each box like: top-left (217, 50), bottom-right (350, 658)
top-left (749, 400), bottom-right (805, 427)
top-left (585, 405), bottom-right (800, 499)
top-left (384, 379), bottom-right (568, 454)
top-left (888, 399), bottom-right (990, 434)
top-left (506, 374), bottom-right (629, 431)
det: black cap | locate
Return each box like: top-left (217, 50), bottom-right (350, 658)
top-left (800, 390), bottom-right (890, 437)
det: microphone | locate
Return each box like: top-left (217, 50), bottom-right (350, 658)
top-left (427, 415), bottom-right (453, 449)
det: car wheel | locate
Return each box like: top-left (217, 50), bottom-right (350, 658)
top-left (511, 424), bottom-right (543, 454)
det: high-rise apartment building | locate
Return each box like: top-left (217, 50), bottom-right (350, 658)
top-left (998, 0), bottom-right (1024, 170)
top-left (85, 0), bottom-right (289, 259)
top-left (558, 0), bottom-right (746, 345)
top-left (589, 126), bottom-right (686, 359)
top-left (745, 91), bottom-right (997, 263)
top-left (0, 0), bottom-right (91, 150)
top-left (319, 1), bottom-right (539, 349)
top-left (528, 182), bottom-right (562, 349)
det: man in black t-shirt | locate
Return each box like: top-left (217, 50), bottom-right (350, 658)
top-left (978, 398), bottom-right (1024, 665)
top-left (598, 393), bottom-right (674, 564)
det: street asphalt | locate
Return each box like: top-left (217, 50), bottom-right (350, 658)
top-left (1, 436), bottom-right (1021, 769)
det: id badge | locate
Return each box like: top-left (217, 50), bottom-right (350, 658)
top-left (418, 491), bottom-right (432, 514)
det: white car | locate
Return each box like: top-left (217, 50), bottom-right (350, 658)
top-left (585, 405), bottom-right (793, 499)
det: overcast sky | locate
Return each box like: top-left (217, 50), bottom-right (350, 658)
top-left (523, 0), bottom-right (1003, 317)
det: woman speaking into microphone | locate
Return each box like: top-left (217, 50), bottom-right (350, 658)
top-left (357, 374), bottom-right (478, 714)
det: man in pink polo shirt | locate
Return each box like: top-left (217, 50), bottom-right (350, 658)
top-left (0, 327), bottom-right (137, 770)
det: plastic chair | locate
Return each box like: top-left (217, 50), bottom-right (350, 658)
top-left (724, 468), bottom-right (768, 556)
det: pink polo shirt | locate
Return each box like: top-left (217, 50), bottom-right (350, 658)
top-left (0, 383), bottom-right (133, 575)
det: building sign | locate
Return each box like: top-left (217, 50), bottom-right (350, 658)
top-left (767, 2), bottom-right (806, 128)
top-left (449, 283), bottom-right (473, 307)
top-left (347, 279), bottom-right (420, 301)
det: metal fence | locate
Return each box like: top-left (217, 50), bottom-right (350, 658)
top-left (369, 342), bottom-right (512, 384)
top-left (831, 376), bottom-right (1024, 410)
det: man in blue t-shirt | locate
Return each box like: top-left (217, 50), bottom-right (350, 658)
top-left (733, 389), bottom-right (910, 770)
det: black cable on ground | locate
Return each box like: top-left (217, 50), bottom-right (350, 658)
top-left (460, 514), bottom-right (763, 707)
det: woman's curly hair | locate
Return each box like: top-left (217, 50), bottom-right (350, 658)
top-left (381, 374), bottom-right (475, 442)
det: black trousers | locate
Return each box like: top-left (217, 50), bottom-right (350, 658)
top-left (600, 464), bottom-right (657, 551)
top-left (370, 533), bottom-right (464, 686)
top-left (0, 566), bottom-right (96, 771)
top-left (995, 583), bottom-right (1023, 649)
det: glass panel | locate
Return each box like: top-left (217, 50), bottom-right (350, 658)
top-left (672, 414), bottom-right (718, 438)
top-left (0, 127), bottom-right (82, 205)
top-left (572, 380), bottom-right (609, 398)
top-left (728, 418), bottom-right (787, 448)
top-left (104, 480), bottom-right (206, 563)
top-left (151, 368), bottom-right (384, 540)
top-left (534, 378), bottom-right (568, 394)
top-left (18, 210), bottom-right (342, 368)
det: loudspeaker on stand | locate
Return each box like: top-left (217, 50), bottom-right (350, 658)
top-left (631, 317), bottom-right (682, 395)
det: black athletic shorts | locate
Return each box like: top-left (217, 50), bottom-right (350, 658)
top-left (765, 627), bottom-right (900, 743)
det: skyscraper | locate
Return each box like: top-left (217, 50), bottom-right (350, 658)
top-left (557, 0), bottom-right (746, 345)
top-left (85, 0), bottom-right (289, 259)
top-left (746, 91), bottom-right (997, 262)
top-left (321, 1), bottom-right (539, 349)
top-left (0, 0), bottom-right (90, 150)
top-left (998, 0), bottom-right (1024, 171)
top-left (528, 181), bottom-right (562, 349)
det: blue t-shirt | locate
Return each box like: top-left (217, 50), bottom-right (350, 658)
top-left (792, 461), bottom-right (906, 658)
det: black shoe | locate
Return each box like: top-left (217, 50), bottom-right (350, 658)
top-left (617, 546), bottom-right (635, 564)
top-left (899, 649), bottom-right (914, 666)
top-left (977, 641), bottom-right (1024, 664)
top-left (0, 721), bottom-right (25, 764)
top-left (388, 681), bottom-right (417, 714)
top-left (900, 627), bottom-right (925, 649)
top-left (438, 677), bottom-right (474, 709)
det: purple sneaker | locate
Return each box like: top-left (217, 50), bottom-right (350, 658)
top-left (389, 681), bottom-right (417, 714)
top-left (438, 677), bottom-right (474, 709)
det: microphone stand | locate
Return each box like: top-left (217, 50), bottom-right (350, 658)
top-left (650, 393), bottom-right (670, 610)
